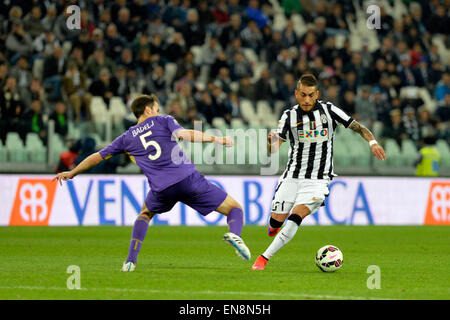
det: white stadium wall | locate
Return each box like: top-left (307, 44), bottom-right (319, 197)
top-left (0, 175), bottom-right (449, 226)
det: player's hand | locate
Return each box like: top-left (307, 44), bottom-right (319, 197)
top-left (53, 171), bottom-right (74, 186)
top-left (221, 136), bottom-right (234, 147)
top-left (371, 143), bottom-right (386, 161)
top-left (267, 130), bottom-right (279, 144)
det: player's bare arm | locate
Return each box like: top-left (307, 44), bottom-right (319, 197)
top-left (348, 121), bottom-right (386, 161)
top-left (267, 130), bottom-right (283, 154)
top-left (176, 129), bottom-right (234, 147)
top-left (53, 152), bottom-right (104, 185)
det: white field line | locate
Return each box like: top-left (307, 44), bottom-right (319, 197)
top-left (0, 285), bottom-right (394, 300)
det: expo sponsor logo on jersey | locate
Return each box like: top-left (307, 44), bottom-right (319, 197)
top-left (9, 179), bottom-right (57, 226)
top-left (424, 181), bottom-right (450, 225)
top-left (298, 129), bottom-right (328, 142)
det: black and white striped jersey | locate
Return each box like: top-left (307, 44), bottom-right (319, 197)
top-left (276, 100), bottom-right (354, 180)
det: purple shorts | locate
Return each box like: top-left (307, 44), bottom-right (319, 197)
top-left (145, 171), bottom-right (228, 215)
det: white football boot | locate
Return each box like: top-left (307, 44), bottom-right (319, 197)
top-left (223, 232), bottom-right (251, 261)
top-left (121, 261), bottom-right (136, 272)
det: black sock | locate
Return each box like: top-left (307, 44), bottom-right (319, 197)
top-left (269, 217), bottom-right (283, 229)
top-left (287, 214), bottom-right (303, 226)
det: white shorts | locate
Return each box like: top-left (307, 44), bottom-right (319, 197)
top-left (271, 178), bottom-right (330, 215)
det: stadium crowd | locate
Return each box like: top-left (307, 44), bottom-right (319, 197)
top-left (0, 0), bottom-right (448, 156)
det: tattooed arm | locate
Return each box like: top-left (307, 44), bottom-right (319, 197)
top-left (348, 120), bottom-right (386, 161)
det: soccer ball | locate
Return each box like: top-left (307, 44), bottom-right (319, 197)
top-left (315, 245), bottom-right (343, 272)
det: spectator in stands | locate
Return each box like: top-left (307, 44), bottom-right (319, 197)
top-left (228, 0), bottom-right (244, 16)
top-left (0, 62), bottom-right (9, 90)
top-left (397, 54), bottom-right (424, 87)
top-left (135, 48), bottom-right (152, 76)
top-left (88, 67), bottom-right (119, 106)
top-left (72, 30), bottom-right (96, 61)
top-left (56, 139), bottom-right (81, 173)
top-left (210, 0), bottom-right (229, 25)
top-left (343, 52), bottom-right (367, 86)
top-left (210, 51), bottom-right (229, 79)
top-left (403, 106), bottom-right (421, 146)
top-left (435, 72), bottom-right (450, 104)
top-left (175, 51), bottom-right (198, 82)
top-left (436, 93), bottom-right (450, 123)
top-left (341, 90), bottom-right (356, 117)
top-left (33, 27), bottom-right (62, 59)
top-left (195, 89), bottom-right (215, 124)
top-left (240, 19), bottom-right (264, 55)
top-left (164, 32), bottom-right (186, 63)
top-left (281, 0), bottom-right (302, 17)
top-left (418, 106), bottom-right (441, 139)
top-left (270, 49), bottom-right (294, 84)
top-left (318, 36), bottom-right (339, 67)
top-left (117, 47), bottom-right (136, 71)
top-left (244, 0), bottom-right (269, 29)
top-left (182, 8), bottom-right (205, 48)
top-left (425, 4), bottom-right (449, 35)
top-left (313, 16), bottom-right (328, 45)
top-left (238, 76), bottom-right (256, 102)
top-left (145, 64), bottom-right (167, 104)
top-left (43, 45), bottom-right (65, 101)
top-left (215, 67), bottom-right (232, 94)
top-left (162, 0), bottom-right (186, 30)
top-left (97, 8), bottom-right (112, 31)
top-left (26, 78), bottom-right (45, 109)
top-left (211, 83), bottom-right (232, 124)
top-left (226, 91), bottom-right (244, 120)
top-left (23, 99), bottom-right (47, 143)
top-left (200, 36), bottom-right (223, 68)
top-left (299, 30), bottom-right (318, 61)
top-left (265, 31), bottom-right (283, 64)
top-left (325, 3), bottom-right (347, 32)
top-left (41, 5), bottom-right (57, 32)
top-left (116, 7), bottom-right (138, 43)
top-left (382, 109), bottom-right (408, 147)
top-left (255, 68), bottom-right (275, 105)
top-left (219, 13), bottom-right (242, 49)
top-left (105, 23), bottom-right (126, 61)
top-left (49, 101), bottom-right (69, 138)
top-left (53, 5), bottom-right (81, 42)
top-left (23, 5), bottom-right (45, 39)
top-left (10, 55), bottom-right (32, 99)
top-left (366, 58), bottom-right (387, 85)
top-left (85, 48), bottom-right (116, 79)
top-left (276, 73), bottom-right (297, 106)
top-left (0, 76), bottom-right (22, 126)
top-left (92, 28), bottom-right (107, 51)
top-left (5, 20), bottom-right (33, 63)
top-left (354, 86), bottom-right (377, 130)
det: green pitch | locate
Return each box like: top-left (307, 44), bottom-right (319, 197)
top-left (0, 225), bottom-right (448, 300)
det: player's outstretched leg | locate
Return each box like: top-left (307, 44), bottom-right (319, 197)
top-left (252, 205), bottom-right (310, 270)
top-left (121, 206), bottom-right (155, 272)
top-left (216, 195), bottom-right (251, 261)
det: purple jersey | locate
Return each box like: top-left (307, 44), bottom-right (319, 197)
top-left (99, 115), bottom-right (196, 192)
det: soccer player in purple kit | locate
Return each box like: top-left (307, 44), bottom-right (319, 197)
top-left (54, 94), bottom-right (251, 272)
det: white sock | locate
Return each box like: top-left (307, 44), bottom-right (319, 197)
top-left (262, 220), bottom-right (299, 260)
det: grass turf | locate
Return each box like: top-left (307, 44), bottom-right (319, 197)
top-left (0, 225), bottom-right (448, 300)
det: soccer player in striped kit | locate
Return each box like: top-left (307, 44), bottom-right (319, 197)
top-left (252, 74), bottom-right (386, 270)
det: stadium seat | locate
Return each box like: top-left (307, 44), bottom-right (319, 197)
top-left (109, 97), bottom-right (127, 125)
top-left (164, 63), bottom-right (178, 85)
top-left (90, 96), bottom-right (108, 123)
top-left (290, 13), bottom-right (307, 37)
top-left (240, 99), bottom-right (257, 123)
top-left (25, 133), bottom-right (46, 163)
top-left (334, 138), bottom-right (352, 166)
top-left (436, 140), bottom-right (450, 167)
top-left (384, 139), bottom-right (406, 167)
top-left (6, 132), bottom-right (27, 163)
top-left (0, 144), bottom-right (7, 162)
top-left (230, 118), bottom-right (246, 130)
top-left (401, 139), bottom-right (419, 166)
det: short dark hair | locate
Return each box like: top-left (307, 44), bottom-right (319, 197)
top-left (297, 74), bottom-right (318, 90)
top-left (130, 94), bottom-right (159, 118)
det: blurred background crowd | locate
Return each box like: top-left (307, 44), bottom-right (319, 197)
top-left (0, 0), bottom-right (448, 174)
